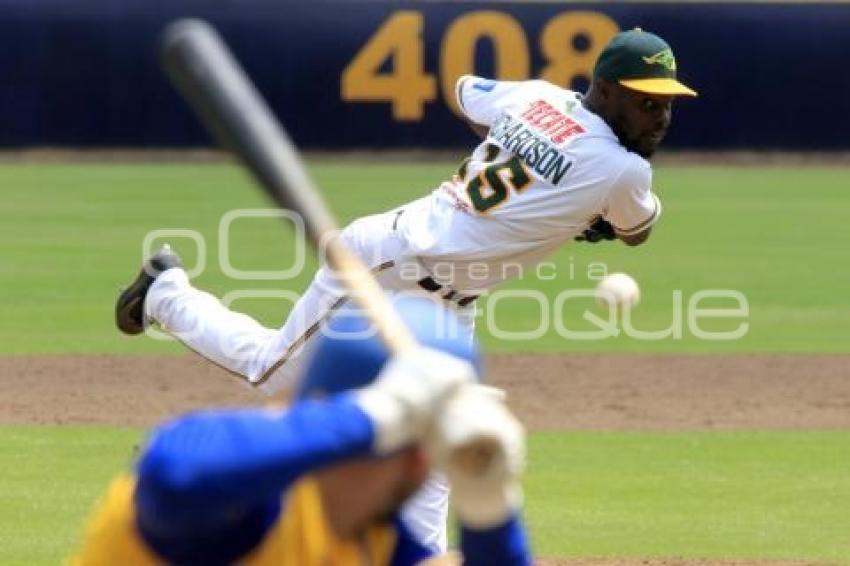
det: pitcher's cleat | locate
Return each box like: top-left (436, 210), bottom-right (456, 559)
top-left (115, 244), bottom-right (183, 335)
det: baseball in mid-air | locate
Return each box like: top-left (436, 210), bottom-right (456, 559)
top-left (596, 272), bottom-right (640, 311)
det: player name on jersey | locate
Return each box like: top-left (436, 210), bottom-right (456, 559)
top-left (489, 99), bottom-right (584, 186)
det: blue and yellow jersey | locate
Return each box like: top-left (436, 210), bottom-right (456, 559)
top-left (71, 474), bottom-right (399, 565)
top-left (70, 396), bottom-right (530, 565)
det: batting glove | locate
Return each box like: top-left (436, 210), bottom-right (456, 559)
top-left (428, 385), bottom-right (526, 529)
top-left (354, 347), bottom-right (476, 455)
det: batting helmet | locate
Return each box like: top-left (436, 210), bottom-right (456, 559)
top-left (297, 295), bottom-right (480, 399)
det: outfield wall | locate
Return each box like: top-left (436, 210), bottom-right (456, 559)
top-left (1, 1), bottom-right (847, 149)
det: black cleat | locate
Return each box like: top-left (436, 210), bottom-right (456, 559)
top-left (115, 244), bottom-right (183, 335)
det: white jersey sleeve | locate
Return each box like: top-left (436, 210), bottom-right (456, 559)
top-left (455, 75), bottom-right (525, 127)
top-left (604, 157), bottom-right (662, 236)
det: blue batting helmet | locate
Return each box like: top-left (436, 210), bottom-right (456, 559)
top-left (297, 295), bottom-right (480, 399)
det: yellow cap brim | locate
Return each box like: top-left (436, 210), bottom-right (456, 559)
top-left (619, 78), bottom-right (698, 97)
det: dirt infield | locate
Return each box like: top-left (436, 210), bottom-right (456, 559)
top-left (2, 353), bottom-right (849, 430)
top-left (3, 353), bottom-right (847, 566)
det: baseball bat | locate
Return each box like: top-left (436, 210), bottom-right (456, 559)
top-left (160, 19), bottom-right (416, 355)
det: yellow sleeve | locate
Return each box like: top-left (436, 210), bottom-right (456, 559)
top-left (68, 475), bottom-right (163, 566)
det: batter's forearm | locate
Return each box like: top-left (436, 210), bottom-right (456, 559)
top-left (135, 397), bottom-right (374, 530)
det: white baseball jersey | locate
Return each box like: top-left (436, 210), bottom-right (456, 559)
top-left (399, 75), bottom-right (661, 291)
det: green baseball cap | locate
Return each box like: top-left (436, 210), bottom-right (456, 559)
top-left (593, 28), bottom-right (697, 97)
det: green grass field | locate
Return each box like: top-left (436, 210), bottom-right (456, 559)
top-left (2, 427), bottom-right (849, 564)
top-left (2, 161), bottom-right (849, 355)
top-left (2, 161), bottom-right (849, 563)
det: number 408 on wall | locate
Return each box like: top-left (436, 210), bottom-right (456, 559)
top-left (341, 10), bottom-right (620, 121)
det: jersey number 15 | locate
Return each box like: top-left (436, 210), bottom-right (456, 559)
top-left (463, 144), bottom-right (532, 213)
